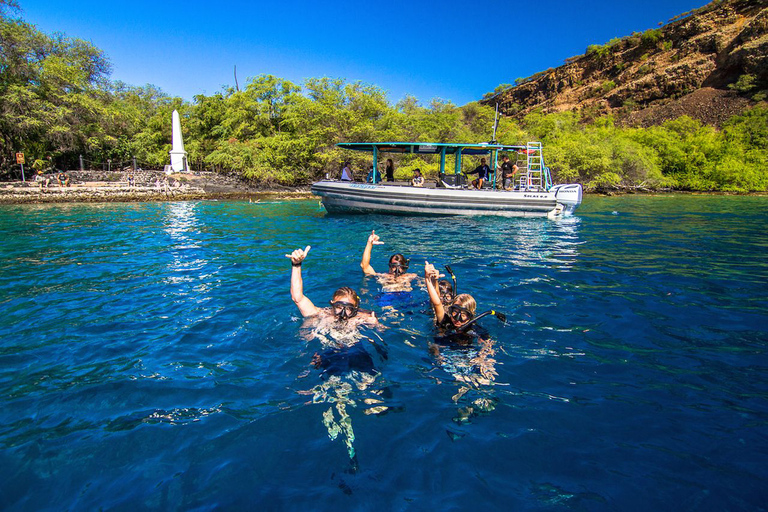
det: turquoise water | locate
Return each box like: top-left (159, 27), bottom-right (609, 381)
top-left (1, 196), bottom-right (767, 510)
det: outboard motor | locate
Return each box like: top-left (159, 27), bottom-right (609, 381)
top-left (551, 184), bottom-right (583, 215)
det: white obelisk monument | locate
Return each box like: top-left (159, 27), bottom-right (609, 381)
top-left (169, 110), bottom-right (188, 172)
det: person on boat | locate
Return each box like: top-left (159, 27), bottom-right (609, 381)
top-left (467, 158), bottom-right (491, 189)
top-left (385, 159), bottom-right (395, 182)
top-left (360, 230), bottom-right (418, 292)
top-left (366, 165), bottom-right (381, 184)
top-left (500, 155), bottom-right (518, 191)
top-left (411, 168), bottom-right (424, 187)
top-left (340, 162), bottom-right (354, 182)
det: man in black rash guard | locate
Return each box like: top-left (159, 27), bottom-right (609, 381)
top-left (467, 158), bottom-right (491, 189)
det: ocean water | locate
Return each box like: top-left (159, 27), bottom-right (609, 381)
top-left (0, 196), bottom-right (766, 511)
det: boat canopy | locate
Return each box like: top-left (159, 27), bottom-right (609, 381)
top-left (337, 142), bottom-right (526, 156)
top-left (337, 141), bottom-right (552, 191)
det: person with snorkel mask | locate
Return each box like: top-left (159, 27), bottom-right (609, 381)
top-left (360, 230), bottom-right (418, 293)
top-left (287, 245), bottom-right (379, 329)
top-left (425, 261), bottom-right (500, 421)
top-left (287, 245), bottom-right (387, 471)
top-left (424, 261), bottom-right (478, 332)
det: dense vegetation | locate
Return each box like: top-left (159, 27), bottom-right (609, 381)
top-left (1, 2), bottom-right (766, 191)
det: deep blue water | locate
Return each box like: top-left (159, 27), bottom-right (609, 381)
top-left (0, 196), bottom-right (767, 511)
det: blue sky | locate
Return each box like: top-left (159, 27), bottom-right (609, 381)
top-left (18, 0), bottom-right (709, 106)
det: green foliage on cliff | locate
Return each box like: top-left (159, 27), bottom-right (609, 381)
top-left (1, 7), bottom-right (766, 191)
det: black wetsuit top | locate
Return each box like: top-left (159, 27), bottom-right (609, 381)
top-left (385, 164), bottom-right (394, 182)
top-left (468, 165), bottom-right (490, 180)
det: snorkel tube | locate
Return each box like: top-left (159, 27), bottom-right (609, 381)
top-left (444, 265), bottom-right (457, 296)
top-left (457, 310), bottom-right (507, 332)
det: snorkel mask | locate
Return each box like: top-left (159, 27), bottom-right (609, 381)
top-left (447, 304), bottom-right (474, 327)
top-left (388, 259), bottom-right (410, 277)
top-left (329, 300), bottom-right (359, 322)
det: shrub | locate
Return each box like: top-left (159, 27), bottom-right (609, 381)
top-left (728, 74), bottom-right (756, 93)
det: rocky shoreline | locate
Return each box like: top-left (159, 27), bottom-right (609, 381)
top-left (0, 170), bottom-right (313, 205)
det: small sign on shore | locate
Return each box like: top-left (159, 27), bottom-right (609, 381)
top-left (16, 153), bottom-right (25, 165)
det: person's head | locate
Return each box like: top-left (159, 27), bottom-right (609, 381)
top-left (342, 161), bottom-right (350, 169)
top-left (387, 158), bottom-right (393, 167)
top-left (388, 253), bottom-right (409, 277)
top-left (480, 158), bottom-right (486, 165)
top-left (437, 280), bottom-right (454, 305)
top-left (502, 155), bottom-right (509, 162)
top-left (413, 169), bottom-right (422, 177)
top-left (329, 287), bottom-right (360, 322)
top-left (446, 293), bottom-right (476, 328)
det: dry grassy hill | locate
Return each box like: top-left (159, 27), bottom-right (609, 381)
top-left (483, 0), bottom-right (768, 127)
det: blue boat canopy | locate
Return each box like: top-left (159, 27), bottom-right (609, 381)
top-left (336, 142), bottom-right (527, 156)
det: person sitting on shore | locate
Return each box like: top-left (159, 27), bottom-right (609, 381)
top-left (35, 170), bottom-right (51, 191)
top-left (360, 230), bottom-right (418, 292)
top-left (411, 168), bottom-right (424, 187)
top-left (56, 170), bottom-right (70, 187)
top-left (466, 158), bottom-right (490, 189)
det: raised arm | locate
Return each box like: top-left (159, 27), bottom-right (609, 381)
top-left (286, 246), bottom-right (320, 317)
top-left (424, 261), bottom-right (446, 323)
top-left (360, 230), bottom-right (383, 276)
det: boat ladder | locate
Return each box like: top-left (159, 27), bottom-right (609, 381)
top-left (520, 142), bottom-right (544, 191)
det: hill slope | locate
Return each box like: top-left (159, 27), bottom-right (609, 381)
top-left (483, 0), bottom-right (768, 126)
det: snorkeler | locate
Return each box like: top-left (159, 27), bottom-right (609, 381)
top-left (360, 230), bottom-right (418, 292)
top-left (424, 261), bottom-right (499, 421)
top-left (287, 245), bottom-right (388, 469)
top-left (424, 261), bottom-right (479, 331)
top-left (287, 245), bottom-right (378, 330)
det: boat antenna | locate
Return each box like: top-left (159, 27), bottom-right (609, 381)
top-left (491, 102), bottom-right (499, 144)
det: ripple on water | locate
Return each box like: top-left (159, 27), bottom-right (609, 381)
top-left (0, 196), bottom-right (767, 509)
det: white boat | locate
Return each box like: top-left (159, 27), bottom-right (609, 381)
top-left (311, 142), bottom-right (583, 218)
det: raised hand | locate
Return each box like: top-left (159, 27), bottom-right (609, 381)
top-left (285, 245), bottom-right (311, 265)
top-left (424, 260), bottom-right (444, 282)
top-left (368, 230), bottom-right (384, 245)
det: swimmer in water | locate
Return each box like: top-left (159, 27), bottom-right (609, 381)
top-left (287, 245), bottom-right (386, 469)
top-left (424, 261), bottom-right (456, 327)
top-left (424, 261), bottom-right (476, 331)
top-left (360, 230), bottom-right (418, 292)
top-left (424, 261), bottom-right (497, 421)
top-left (287, 245), bottom-right (379, 337)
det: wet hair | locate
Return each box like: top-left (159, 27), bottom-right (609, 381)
top-left (331, 287), bottom-right (359, 307)
top-left (437, 280), bottom-right (454, 297)
top-left (452, 294), bottom-right (476, 315)
top-left (386, 158), bottom-right (394, 167)
top-left (388, 253), bottom-right (407, 266)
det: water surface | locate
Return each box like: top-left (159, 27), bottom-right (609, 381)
top-left (0, 195), bottom-right (766, 510)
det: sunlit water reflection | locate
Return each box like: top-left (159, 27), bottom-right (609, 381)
top-left (0, 196), bottom-right (766, 510)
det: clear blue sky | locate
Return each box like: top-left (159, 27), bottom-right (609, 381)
top-left (18, 0), bottom-right (709, 106)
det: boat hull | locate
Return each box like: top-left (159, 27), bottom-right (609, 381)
top-left (310, 181), bottom-right (576, 217)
